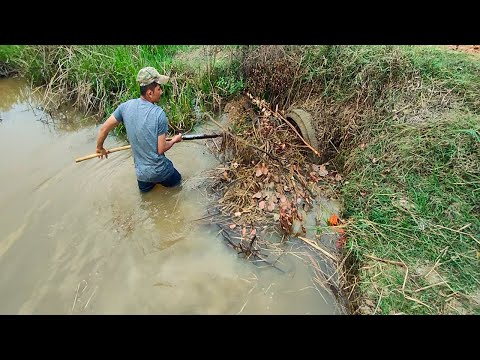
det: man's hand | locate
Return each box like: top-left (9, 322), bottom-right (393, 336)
top-left (96, 147), bottom-right (110, 159)
top-left (158, 133), bottom-right (183, 154)
top-left (173, 133), bottom-right (183, 143)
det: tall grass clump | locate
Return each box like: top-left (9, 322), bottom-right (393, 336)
top-left (341, 110), bottom-right (480, 314)
top-left (1, 45), bottom-right (240, 138)
top-left (0, 45), bottom-right (25, 76)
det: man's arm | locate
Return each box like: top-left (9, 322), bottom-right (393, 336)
top-left (157, 133), bottom-right (182, 155)
top-left (96, 114), bottom-right (120, 158)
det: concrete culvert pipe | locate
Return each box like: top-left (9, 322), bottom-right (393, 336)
top-left (285, 108), bottom-right (320, 162)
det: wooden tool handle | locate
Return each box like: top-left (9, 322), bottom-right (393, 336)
top-left (75, 145), bottom-right (132, 162)
top-left (74, 133), bottom-right (221, 163)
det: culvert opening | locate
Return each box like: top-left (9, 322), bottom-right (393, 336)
top-left (285, 108), bottom-right (322, 163)
top-left (285, 117), bottom-right (303, 137)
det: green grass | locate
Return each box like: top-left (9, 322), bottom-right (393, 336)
top-left (0, 45), bottom-right (245, 138)
top-left (402, 46), bottom-right (480, 112)
top-left (0, 45), bottom-right (25, 75)
top-left (0, 45), bottom-right (25, 60)
top-left (341, 111), bottom-right (480, 314)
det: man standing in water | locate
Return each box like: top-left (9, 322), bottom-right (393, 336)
top-left (95, 66), bottom-right (183, 192)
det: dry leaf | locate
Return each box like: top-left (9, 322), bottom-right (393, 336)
top-left (262, 164), bottom-right (268, 175)
top-left (252, 191), bottom-right (263, 199)
top-left (309, 171), bottom-right (319, 181)
top-left (229, 224), bottom-right (236, 229)
top-left (267, 202), bottom-right (275, 212)
top-left (273, 214), bottom-right (280, 221)
top-left (242, 227), bottom-right (247, 237)
top-left (336, 234), bottom-right (347, 248)
top-left (318, 165), bottom-right (328, 177)
top-left (259, 201), bottom-right (266, 210)
top-left (335, 173), bottom-right (342, 182)
top-left (256, 163), bottom-right (268, 177)
top-left (234, 211), bottom-right (242, 217)
top-left (250, 228), bottom-right (257, 236)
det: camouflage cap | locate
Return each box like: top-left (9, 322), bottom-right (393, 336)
top-left (136, 66), bottom-right (170, 86)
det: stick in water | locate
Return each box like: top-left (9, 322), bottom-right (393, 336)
top-left (75, 133), bottom-right (221, 163)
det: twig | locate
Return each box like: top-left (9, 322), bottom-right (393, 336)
top-left (253, 252), bottom-right (286, 273)
top-left (204, 112), bottom-right (280, 161)
top-left (373, 290), bottom-right (383, 315)
top-left (172, 194), bottom-right (181, 213)
top-left (282, 286), bottom-right (314, 294)
top-left (457, 223), bottom-right (471, 231)
top-left (211, 138), bottom-right (220, 151)
top-left (364, 254), bottom-right (405, 267)
top-left (71, 282), bottom-right (81, 313)
top-left (311, 278), bottom-right (329, 304)
top-left (84, 286), bottom-right (98, 310)
top-left (71, 280), bottom-right (87, 313)
top-left (433, 224), bottom-right (480, 245)
top-left (236, 283), bottom-right (257, 315)
top-left (191, 211), bottom-right (220, 222)
top-left (414, 281), bottom-right (447, 293)
top-left (401, 261), bottom-right (409, 294)
top-left (404, 295), bottom-right (434, 311)
top-left (297, 236), bottom-right (339, 262)
top-left (424, 246), bottom-right (448, 279)
top-left (246, 92), bottom-right (321, 158)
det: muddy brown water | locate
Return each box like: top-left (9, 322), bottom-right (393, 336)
top-left (0, 77), bottom-right (343, 314)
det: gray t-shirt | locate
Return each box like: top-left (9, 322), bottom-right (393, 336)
top-left (113, 98), bottom-right (174, 182)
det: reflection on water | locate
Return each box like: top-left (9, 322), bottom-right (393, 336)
top-left (0, 77), bottom-right (342, 314)
top-left (0, 77), bottom-right (32, 111)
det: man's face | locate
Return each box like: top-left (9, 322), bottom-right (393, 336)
top-left (152, 83), bottom-right (163, 102)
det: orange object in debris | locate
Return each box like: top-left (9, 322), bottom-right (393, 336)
top-left (328, 214), bottom-right (339, 226)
